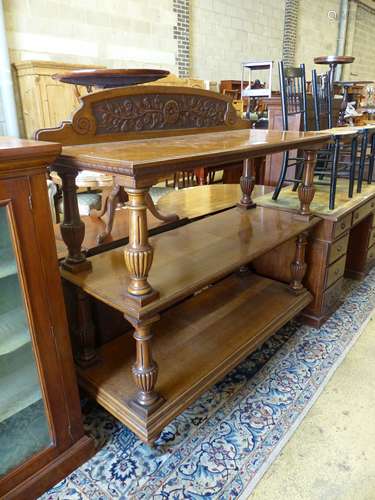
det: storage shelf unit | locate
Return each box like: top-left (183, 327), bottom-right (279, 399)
top-left (63, 204), bottom-right (318, 443)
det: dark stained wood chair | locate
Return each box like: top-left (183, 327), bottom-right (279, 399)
top-left (272, 62), bottom-right (308, 200)
top-left (273, 63), bottom-right (359, 210)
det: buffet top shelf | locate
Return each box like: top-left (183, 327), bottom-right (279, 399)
top-left (62, 205), bottom-right (319, 319)
top-left (56, 129), bottom-right (330, 182)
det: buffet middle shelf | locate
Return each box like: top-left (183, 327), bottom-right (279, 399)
top-left (61, 204), bottom-right (319, 443)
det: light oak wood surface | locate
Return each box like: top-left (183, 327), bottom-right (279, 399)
top-left (62, 205), bottom-right (319, 320)
top-left (54, 184), bottom-right (272, 258)
top-left (77, 272), bottom-right (312, 443)
top-left (56, 129), bottom-right (330, 186)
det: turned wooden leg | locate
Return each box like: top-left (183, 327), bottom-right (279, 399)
top-left (125, 315), bottom-right (164, 415)
top-left (93, 184), bottom-right (120, 244)
top-left (57, 167), bottom-right (91, 273)
top-left (90, 186), bottom-right (112, 218)
top-left (124, 187), bottom-right (159, 307)
top-left (238, 158), bottom-right (256, 209)
top-left (298, 150), bottom-right (317, 218)
top-left (145, 192), bottom-right (179, 223)
top-left (75, 288), bottom-right (98, 368)
top-left (289, 232), bottom-right (308, 294)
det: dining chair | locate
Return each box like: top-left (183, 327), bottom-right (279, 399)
top-left (272, 62), bottom-right (308, 200)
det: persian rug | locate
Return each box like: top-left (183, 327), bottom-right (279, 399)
top-left (41, 268), bottom-right (375, 499)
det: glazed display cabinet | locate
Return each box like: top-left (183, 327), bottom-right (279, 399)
top-left (0, 138), bottom-right (93, 499)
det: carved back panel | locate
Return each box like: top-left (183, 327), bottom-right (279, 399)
top-left (35, 86), bottom-right (249, 146)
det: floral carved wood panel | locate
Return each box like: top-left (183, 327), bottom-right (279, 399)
top-left (92, 94), bottom-right (236, 135)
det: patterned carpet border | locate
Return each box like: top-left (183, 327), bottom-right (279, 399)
top-left (41, 268), bottom-right (375, 499)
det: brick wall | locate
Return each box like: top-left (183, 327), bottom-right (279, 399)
top-left (2, 0), bottom-right (375, 88)
top-left (3, 0), bottom-right (178, 73)
top-left (190, 0), bottom-right (285, 86)
top-left (295, 0), bottom-right (341, 78)
top-left (173, 0), bottom-right (190, 77)
top-left (350, 1), bottom-right (375, 81)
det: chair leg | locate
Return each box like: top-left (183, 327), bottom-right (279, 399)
top-left (329, 137), bottom-right (340, 210)
top-left (272, 151), bottom-right (289, 200)
top-left (349, 136), bottom-right (357, 198)
top-left (368, 133), bottom-right (375, 184)
top-left (357, 130), bottom-right (368, 193)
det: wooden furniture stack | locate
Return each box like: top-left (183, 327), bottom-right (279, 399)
top-left (0, 138), bottom-right (93, 499)
top-left (36, 85), bottom-right (330, 444)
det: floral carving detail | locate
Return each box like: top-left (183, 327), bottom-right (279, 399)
top-left (92, 94), bottom-right (230, 134)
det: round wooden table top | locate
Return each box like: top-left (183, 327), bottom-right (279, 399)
top-left (157, 184), bottom-right (272, 221)
top-left (52, 68), bottom-right (170, 89)
top-left (314, 55), bottom-right (355, 65)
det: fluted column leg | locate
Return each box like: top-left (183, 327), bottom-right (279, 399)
top-left (57, 167), bottom-right (91, 273)
top-left (125, 315), bottom-right (163, 415)
top-left (289, 232), bottom-right (308, 294)
top-left (75, 288), bottom-right (98, 367)
top-left (124, 187), bottom-right (159, 307)
top-left (238, 158), bottom-right (256, 209)
top-left (298, 150), bottom-right (317, 218)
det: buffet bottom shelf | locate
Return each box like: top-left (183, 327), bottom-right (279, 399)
top-left (78, 272), bottom-right (312, 443)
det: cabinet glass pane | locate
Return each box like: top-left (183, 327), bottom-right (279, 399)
top-left (0, 206), bottom-right (51, 476)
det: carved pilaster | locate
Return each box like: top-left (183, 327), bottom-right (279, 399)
top-left (124, 188), bottom-right (159, 306)
top-left (57, 166), bottom-right (91, 273)
top-left (238, 158), bottom-right (256, 209)
top-left (125, 315), bottom-right (163, 415)
top-left (75, 288), bottom-right (98, 367)
top-left (298, 150), bottom-right (317, 218)
top-left (289, 232), bottom-right (308, 294)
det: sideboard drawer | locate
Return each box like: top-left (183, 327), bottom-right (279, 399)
top-left (322, 277), bottom-right (343, 315)
top-left (333, 213), bottom-right (352, 240)
top-left (326, 254), bottom-right (346, 289)
top-left (352, 199), bottom-right (375, 225)
top-left (328, 233), bottom-right (349, 265)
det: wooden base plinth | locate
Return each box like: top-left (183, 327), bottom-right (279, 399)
top-left (77, 273), bottom-right (312, 444)
top-left (4, 436), bottom-right (94, 500)
top-left (299, 305), bottom-right (343, 328)
top-left (128, 395), bottom-right (165, 418)
top-left (125, 288), bottom-right (160, 313)
top-left (345, 269), bottom-right (367, 281)
top-left (61, 258), bottom-right (92, 274)
top-left (237, 201), bottom-right (256, 209)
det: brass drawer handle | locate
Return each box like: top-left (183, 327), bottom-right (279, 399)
top-left (335, 268), bottom-right (340, 275)
top-left (336, 246), bottom-right (342, 253)
top-left (354, 213), bottom-right (359, 219)
top-left (340, 222), bottom-right (346, 229)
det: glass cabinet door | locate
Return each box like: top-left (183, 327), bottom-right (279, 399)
top-left (0, 205), bottom-right (51, 476)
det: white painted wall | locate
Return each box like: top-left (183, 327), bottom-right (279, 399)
top-left (4, 0), bottom-right (178, 72)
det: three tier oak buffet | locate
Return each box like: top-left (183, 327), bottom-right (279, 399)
top-left (36, 85), bottom-right (331, 444)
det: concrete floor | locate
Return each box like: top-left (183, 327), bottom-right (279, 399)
top-left (249, 313), bottom-right (375, 500)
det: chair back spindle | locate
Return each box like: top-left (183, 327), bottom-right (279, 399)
top-left (279, 61), bottom-right (308, 132)
top-left (312, 69), bottom-right (333, 131)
